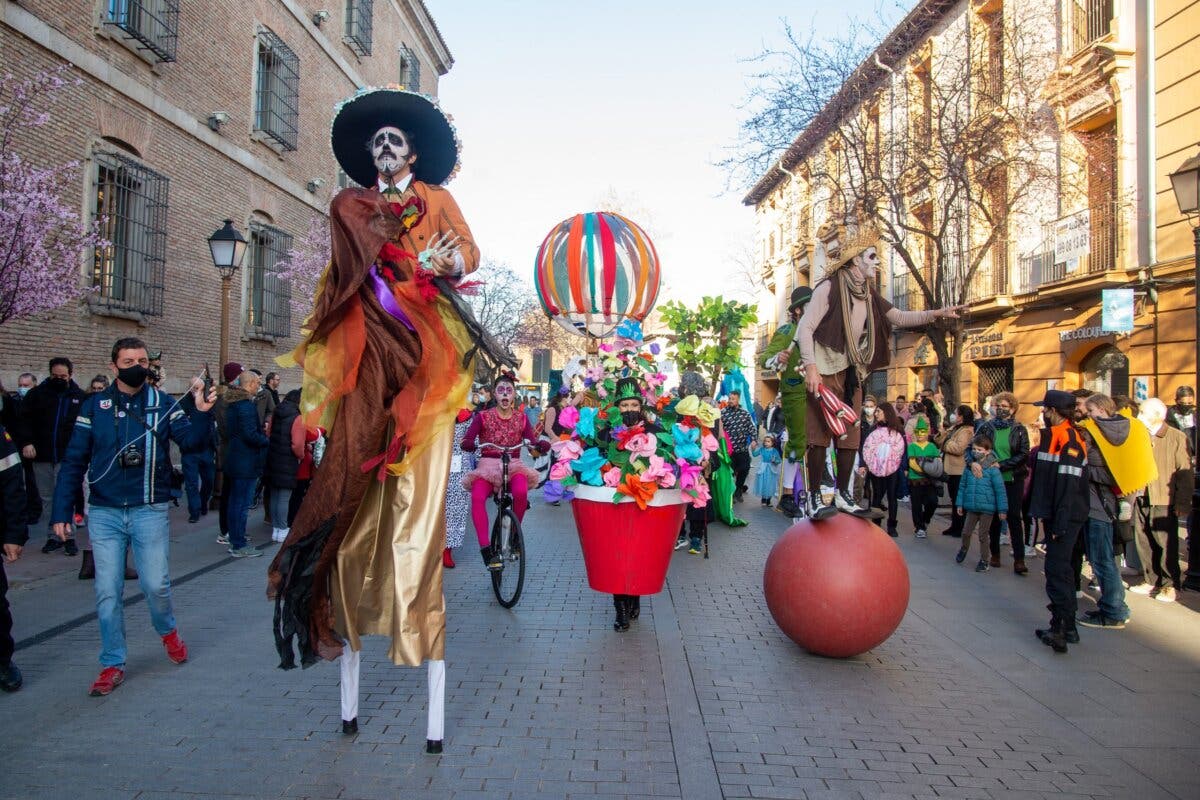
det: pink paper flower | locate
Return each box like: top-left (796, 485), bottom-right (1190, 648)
top-left (640, 454), bottom-right (673, 486)
top-left (677, 460), bottom-right (703, 491)
top-left (551, 438), bottom-right (582, 461)
top-left (549, 460), bottom-right (573, 481)
top-left (602, 466), bottom-right (622, 487)
top-left (622, 431), bottom-right (658, 459)
top-left (558, 405), bottom-right (579, 430)
top-left (700, 433), bottom-right (718, 455)
top-left (685, 481), bottom-right (711, 508)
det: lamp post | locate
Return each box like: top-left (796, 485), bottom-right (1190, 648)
top-left (207, 219), bottom-right (248, 373)
top-left (1168, 153), bottom-right (1200, 591)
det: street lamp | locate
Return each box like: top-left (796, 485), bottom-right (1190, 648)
top-left (1167, 153), bottom-right (1200, 591)
top-left (207, 219), bottom-right (248, 374)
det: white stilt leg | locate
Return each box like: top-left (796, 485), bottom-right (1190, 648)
top-left (340, 648), bottom-right (360, 722)
top-left (426, 659), bottom-right (445, 744)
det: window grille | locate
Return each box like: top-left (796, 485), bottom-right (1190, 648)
top-left (255, 29), bottom-right (300, 151)
top-left (399, 44), bottom-right (422, 92)
top-left (91, 151), bottom-right (169, 316)
top-left (246, 223), bottom-right (293, 338)
top-left (344, 0), bottom-right (373, 56)
top-left (1072, 0), bottom-right (1114, 52)
top-left (105, 0), bottom-right (179, 62)
top-left (975, 359), bottom-right (1013, 412)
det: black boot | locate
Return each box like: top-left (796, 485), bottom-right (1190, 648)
top-left (627, 595), bottom-right (640, 620)
top-left (1035, 615), bottom-right (1068, 654)
top-left (613, 595), bottom-right (630, 631)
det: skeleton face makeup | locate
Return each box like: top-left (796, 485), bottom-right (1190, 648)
top-left (851, 247), bottom-right (880, 282)
top-left (370, 126), bottom-right (414, 179)
top-left (494, 383), bottom-right (515, 406)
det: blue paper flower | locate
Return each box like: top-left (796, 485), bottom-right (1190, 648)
top-left (575, 406), bottom-right (598, 438)
top-left (673, 424), bottom-right (702, 462)
top-left (615, 318), bottom-right (643, 343)
top-left (571, 447), bottom-right (608, 486)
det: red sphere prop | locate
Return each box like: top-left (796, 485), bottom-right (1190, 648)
top-left (762, 515), bottom-right (910, 658)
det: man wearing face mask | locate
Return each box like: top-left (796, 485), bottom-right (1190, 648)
top-left (1165, 386), bottom-right (1196, 461)
top-left (795, 227), bottom-right (965, 520)
top-left (19, 357), bottom-right (86, 555)
top-left (968, 392), bottom-right (1030, 573)
top-left (50, 337), bottom-right (216, 695)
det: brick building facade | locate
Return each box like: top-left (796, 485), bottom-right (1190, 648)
top-left (0, 0), bottom-right (452, 394)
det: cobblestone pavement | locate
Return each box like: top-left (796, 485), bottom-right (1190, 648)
top-left (2, 496), bottom-right (1198, 800)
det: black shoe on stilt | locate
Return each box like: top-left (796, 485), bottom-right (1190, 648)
top-left (425, 739), bottom-right (443, 754)
top-left (613, 595), bottom-right (630, 631)
top-left (342, 718), bottom-right (358, 735)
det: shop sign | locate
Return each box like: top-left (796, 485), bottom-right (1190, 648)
top-left (1054, 210), bottom-right (1090, 264)
top-left (1101, 288), bottom-right (1134, 333)
top-left (964, 330), bottom-right (1004, 360)
top-left (1133, 376), bottom-right (1150, 402)
top-left (1059, 325), bottom-right (1112, 343)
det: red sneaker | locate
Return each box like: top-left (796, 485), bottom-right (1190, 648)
top-left (442, 547), bottom-right (456, 569)
top-left (162, 630), bottom-right (188, 664)
top-left (88, 667), bottom-right (125, 696)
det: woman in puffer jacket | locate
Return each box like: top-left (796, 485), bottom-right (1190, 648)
top-left (861, 402), bottom-right (906, 537)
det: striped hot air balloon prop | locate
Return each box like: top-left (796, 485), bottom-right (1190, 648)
top-left (533, 211), bottom-right (661, 338)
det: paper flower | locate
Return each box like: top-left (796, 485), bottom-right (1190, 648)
top-left (575, 406), bottom-right (598, 438)
top-left (602, 466), bottom-right (622, 487)
top-left (551, 438), bottom-right (582, 462)
top-left (622, 431), bottom-right (658, 459)
top-left (549, 460), bottom-right (573, 481)
top-left (701, 432), bottom-right (719, 455)
top-left (675, 395), bottom-right (719, 426)
top-left (649, 343), bottom-right (661, 355)
top-left (615, 319), bottom-right (643, 342)
top-left (683, 480), bottom-right (711, 508)
top-left (616, 472), bottom-right (658, 509)
top-left (558, 405), bottom-right (579, 431)
top-left (570, 447), bottom-right (607, 485)
top-left (673, 424), bottom-right (702, 462)
top-left (677, 460), bottom-right (703, 491)
top-left (586, 364), bottom-right (605, 384)
top-left (640, 455), bottom-right (675, 488)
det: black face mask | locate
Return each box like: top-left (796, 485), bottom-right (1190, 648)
top-left (49, 376), bottom-right (68, 389)
top-left (621, 410), bottom-right (644, 427)
top-left (1178, 403), bottom-right (1194, 414)
top-left (117, 365), bottom-right (149, 390)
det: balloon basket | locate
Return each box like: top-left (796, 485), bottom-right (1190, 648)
top-left (570, 485), bottom-right (686, 595)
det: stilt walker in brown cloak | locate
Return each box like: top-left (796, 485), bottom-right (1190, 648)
top-left (266, 87), bottom-right (515, 752)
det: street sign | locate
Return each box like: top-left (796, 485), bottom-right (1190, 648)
top-left (1054, 210), bottom-right (1090, 265)
top-left (1101, 288), bottom-right (1135, 333)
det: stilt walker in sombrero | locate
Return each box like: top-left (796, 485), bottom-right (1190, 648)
top-left (267, 86), bottom-right (514, 753)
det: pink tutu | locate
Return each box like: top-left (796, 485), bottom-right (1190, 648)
top-left (463, 454), bottom-right (542, 493)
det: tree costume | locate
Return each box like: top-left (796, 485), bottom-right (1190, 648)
top-left (760, 287), bottom-right (812, 515)
top-left (795, 227), bottom-right (957, 520)
top-left (266, 87), bottom-right (514, 751)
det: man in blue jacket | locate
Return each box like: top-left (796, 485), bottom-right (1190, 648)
top-left (51, 337), bottom-right (216, 697)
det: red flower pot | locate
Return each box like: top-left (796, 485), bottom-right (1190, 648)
top-left (570, 485), bottom-right (687, 594)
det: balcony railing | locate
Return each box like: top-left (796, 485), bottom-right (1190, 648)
top-left (755, 322), bottom-right (774, 355)
top-left (1072, 0), bottom-right (1114, 52)
top-left (1015, 202), bottom-right (1119, 292)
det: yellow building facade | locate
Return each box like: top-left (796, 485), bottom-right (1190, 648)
top-left (748, 0), bottom-right (1199, 425)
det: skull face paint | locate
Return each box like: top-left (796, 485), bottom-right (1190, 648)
top-left (371, 126), bottom-right (413, 179)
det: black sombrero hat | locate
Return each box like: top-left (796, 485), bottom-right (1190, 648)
top-left (788, 286), bottom-right (813, 311)
top-left (331, 86), bottom-right (461, 187)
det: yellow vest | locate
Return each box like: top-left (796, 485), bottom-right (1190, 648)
top-left (1079, 418), bottom-right (1157, 495)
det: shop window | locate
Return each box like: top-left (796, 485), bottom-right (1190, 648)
top-left (976, 358), bottom-right (1013, 413)
top-left (1081, 345), bottom-right (1128, 398)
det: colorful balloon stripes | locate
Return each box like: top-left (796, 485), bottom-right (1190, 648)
top-left (533, 211), bottom-right (661, 338)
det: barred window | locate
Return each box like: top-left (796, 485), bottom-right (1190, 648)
top-left (255, 28), bottom-right (300, 151)
top-left (245, 222), bottom-right (293, 339)
top-left (344, 0), bottom-right (373, 56)
top-left (105, 0), bottom-right (179, 63)
top-left (92, 151), bottom-right (168, 317)
top-left (399, 44), bottom-right (421, 92)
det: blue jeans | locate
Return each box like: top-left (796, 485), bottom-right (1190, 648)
top-left (227, 477), bottom-right (258, 549)
top-left (267, 486), bottom-right (292, 530)
top-left (1085, 517), bottom-right (1129, 621)
top-left (88, 504), bottom-right (176, 668)
top-left (181, 452), bottom-right (214, 518)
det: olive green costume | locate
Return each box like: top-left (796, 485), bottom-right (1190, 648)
top-left (759, 288), bottom-right (811, 462)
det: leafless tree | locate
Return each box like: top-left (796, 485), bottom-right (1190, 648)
top-left (468, 260), bottom-right (538, 383)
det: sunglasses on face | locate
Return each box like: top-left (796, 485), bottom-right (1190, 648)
top-left (373, 132), bottom-right (405, 149)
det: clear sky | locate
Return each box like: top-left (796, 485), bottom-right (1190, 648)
top-left (426, 1), bottom-right (907, 308)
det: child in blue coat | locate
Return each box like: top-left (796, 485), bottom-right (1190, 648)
top-left (751, 434), bottom-right (783, 507)
top-left (955, 434), bottom-right (1008, 572)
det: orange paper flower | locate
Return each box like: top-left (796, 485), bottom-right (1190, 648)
top-left (616, 472), bottom-right (658, 510)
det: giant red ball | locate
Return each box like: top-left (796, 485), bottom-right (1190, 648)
top-left (762, 515), bottom-right (910, 658)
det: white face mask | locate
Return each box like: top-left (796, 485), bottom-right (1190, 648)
top-left (862, 405), bottom-right (876, 417)
top-left (17, 386), bottom-right (30, 398)
top-left (947, 413), bottom-right (958, 424)
top-left (371, 126), bottom-right (412, 178)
